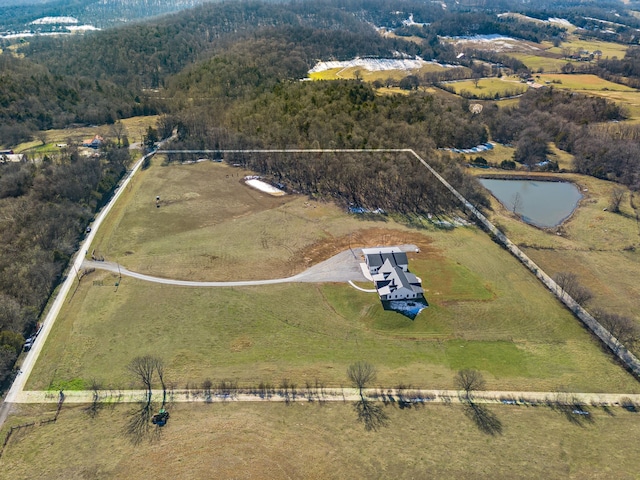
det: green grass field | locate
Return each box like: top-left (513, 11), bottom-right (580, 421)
top-left (509, 54), bottom-right (575, 73)
top-left (536, 74), bottom-right (636, 92)
top-left (448, 77), bottom-right (527, 98)
top-left (2, 402), bottom-right (640, 479)
top-left (26, 158), bottom-right (639, 393)
top-left (549, 37), bottom-right (628, 60)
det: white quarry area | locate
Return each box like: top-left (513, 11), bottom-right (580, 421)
top-left (31, 16), bottom-right (79, 25)
top-left (309, 57), bottom-right (454, 74)
top-left (244, 177), bottom-right (285, 196)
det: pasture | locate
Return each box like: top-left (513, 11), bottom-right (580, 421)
top-left (477, 171), bottom-right (640, 327)
top-left (26, 158), bottom-right (639, 393)
top-left (447, 77), bottom-right (527, 98)
top-left (509, 53), bottom-right (575, 73)
top-left (549, 37), bottom-right (629, 60)
top-left (585, 90), bottom-right (640, 122)
top-left (2, 401), bottom-right (640, 479)
top-left (536, 74), bottom-right (637, 92)
top-left (308, 63), bottom-right (462, 83)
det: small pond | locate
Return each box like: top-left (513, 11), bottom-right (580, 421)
top-left (479, 178), bottom-right (582, 228)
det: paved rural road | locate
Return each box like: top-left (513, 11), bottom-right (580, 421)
top-left (82, 244), bottom-right (419, 286)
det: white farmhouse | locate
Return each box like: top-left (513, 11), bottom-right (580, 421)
top-left (362, 246), bottom-right (424, 301)
top-left (372, 259), bottom-right (423, 300)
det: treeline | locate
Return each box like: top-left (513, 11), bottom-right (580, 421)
top-left (595, 47), bottom-right (640, 89)
top-left (162, 77), bottom-right (490, 213)
top-left (426, 12), bottom-right (566, 43)
top-left (0, 143), bottom-right (130, 387)
top-left (165, 75), bottom-right (488, 150)
top-left (484, 88), bottom-right (640, 187)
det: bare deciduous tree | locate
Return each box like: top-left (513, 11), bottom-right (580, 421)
top-left (609, 187), bottom-right (626, 213)
top-left (593, 308), bottom-right (640, 352)
top-left (127, 355), bottom-right (156, 406)
top-left (455, 369), bottom-right (486, 399)
top-left (109, 120), bottom-right (128, 147)
top-left (553, 272), bottom-right (593, 305)
top-left (347, 361), bottom-right (377, 399)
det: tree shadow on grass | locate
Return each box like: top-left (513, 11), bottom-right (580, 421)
top-left (124, 401), bottom-right (161, 445)
top-left (550, 403), bottom-right (594, 427)
top-left (462, 401), bottom-right (503, 436)
top-left (354, 399), bottom-right (388, 432)
top-left (548, 393), bottom-right (594, 427)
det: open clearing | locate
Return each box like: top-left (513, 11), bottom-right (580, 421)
top-left (536, 74), bottom-right (637, 92)
top-left (15, 115), bottom-right (159, 153)
top-left (548, 37), bottom-right (629, 60)
top-left (509, 53), bottom-right (576, 73)
top-left (26, 157), bottom-right (639, 393)
top-left (2, 402), bottom-right (640, 479)
top-left (447, 77), bottom-right (527, 98)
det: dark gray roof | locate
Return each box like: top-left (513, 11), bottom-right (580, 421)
top-left (366, 251), bottom-right (408, 269)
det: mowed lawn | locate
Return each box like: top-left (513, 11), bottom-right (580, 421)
top-left (27, 159), bottom-right (640, 393)
top-left (15, 115), bottom-right (159, 153)
top-left (3, 402), bottom-right (640, 479)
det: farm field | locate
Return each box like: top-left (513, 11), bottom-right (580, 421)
top-left (548, 37), bottom-right (629, 60)
top-left (536, 74), bottom-right (637, 92)
top-left (2, 401), bottom-right (640, 479)
top-left (509, 53), bottom-right (574, 73)
top-left (26, 158), bottom-right (640, 393)
top-left (446, 77), bottom-right (527, 98)
top-left (308, 63), bottom-right (464, 83)
top-left (477, 171), bottom-right (640, 328)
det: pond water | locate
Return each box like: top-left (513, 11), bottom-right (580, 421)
top-left (479, 179), bottom-right (582, 228)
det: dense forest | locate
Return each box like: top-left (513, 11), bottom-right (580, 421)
top-left (0, 142), bottom-right (129, 386)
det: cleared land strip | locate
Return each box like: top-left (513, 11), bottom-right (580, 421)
top-left (15, 389), bottom-right (640, 407)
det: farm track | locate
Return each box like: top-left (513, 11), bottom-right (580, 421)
top-left (15, 388), bottom-right (640, 408)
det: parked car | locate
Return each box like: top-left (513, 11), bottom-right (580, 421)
top-left (23, 337), bottom-right (35, 352)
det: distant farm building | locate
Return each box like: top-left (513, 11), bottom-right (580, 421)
top-left (1, 153), bottom-right (26, 163)
top-left (82, 135), bottom-right (104, 149)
